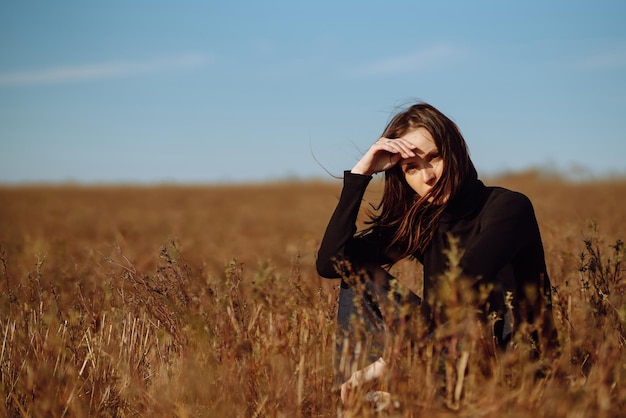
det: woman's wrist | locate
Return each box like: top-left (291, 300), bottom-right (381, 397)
top-left (350, 164), bottom-right (373, 176)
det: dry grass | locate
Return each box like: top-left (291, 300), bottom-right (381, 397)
top-left (0, 173), bottom-right (624, 417)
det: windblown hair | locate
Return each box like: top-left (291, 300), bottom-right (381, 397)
top-left (363, 102), bottom-right (477, 259)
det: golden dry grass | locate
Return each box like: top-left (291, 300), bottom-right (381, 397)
top-left (0, 172), bottom-right (624, 417)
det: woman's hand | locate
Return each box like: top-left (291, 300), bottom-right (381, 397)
top-left (351, 137), bottom-right (416, 176)
top-left (340, 357), bottom-right (387, 405)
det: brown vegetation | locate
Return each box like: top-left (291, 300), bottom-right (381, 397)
top-left (0, 173), bottom-right (625, 417)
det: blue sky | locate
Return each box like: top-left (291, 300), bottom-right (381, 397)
top-left (1, 1), bottom-right (625, 183)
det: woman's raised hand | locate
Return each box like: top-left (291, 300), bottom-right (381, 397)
top-left (351, 137), bottom-right (416, 176)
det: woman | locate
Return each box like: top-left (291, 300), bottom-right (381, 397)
top-left (316, 102), bottom-right (557, 402)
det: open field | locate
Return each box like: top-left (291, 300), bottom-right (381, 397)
top-left (1, 173), bottom-right (625, 417)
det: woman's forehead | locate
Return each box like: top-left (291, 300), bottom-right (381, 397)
top-left (402, 128), bottom-right (438, 153)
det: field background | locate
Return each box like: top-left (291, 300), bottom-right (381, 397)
top-left (1, 172), bottom-right (625, 417)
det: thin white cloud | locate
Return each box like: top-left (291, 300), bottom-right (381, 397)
top-left (0, 53), bottom-right (212, 86)
top-left (349, 43), bottom-right (468, 78)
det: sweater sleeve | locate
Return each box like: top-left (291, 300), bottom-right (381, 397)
top-left (316, 171), bottom-right (389, 278)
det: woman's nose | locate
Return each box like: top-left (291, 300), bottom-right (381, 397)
top-left (422, 167), bottom-right (436, 184)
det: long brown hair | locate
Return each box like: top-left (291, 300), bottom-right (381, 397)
top-left (363, 102), bottom-right (476, 259)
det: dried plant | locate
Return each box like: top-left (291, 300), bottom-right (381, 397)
top-left (0, 176), bottom-right (624, 417)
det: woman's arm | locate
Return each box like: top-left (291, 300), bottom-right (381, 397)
top-left (317, 136), bottom-right (416, 278)
top-left (458, 189), bottom-right (555, 346)
top-left (316, 171), bottom-right (375, 278)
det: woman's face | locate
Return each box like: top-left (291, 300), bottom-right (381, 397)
top-left (398, 127), bottom-right (444, 202)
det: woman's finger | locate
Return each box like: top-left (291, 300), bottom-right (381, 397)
top-left (378, 137), bottom-right (416, 158)
top-left (373, 138), bottom-right (413, 159)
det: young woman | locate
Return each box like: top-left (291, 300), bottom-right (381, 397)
top-left (316, 102), bottom-right (558, 402)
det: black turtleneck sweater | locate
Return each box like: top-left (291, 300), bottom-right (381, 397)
top-left (316, 171), bottom-right (556, 347)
